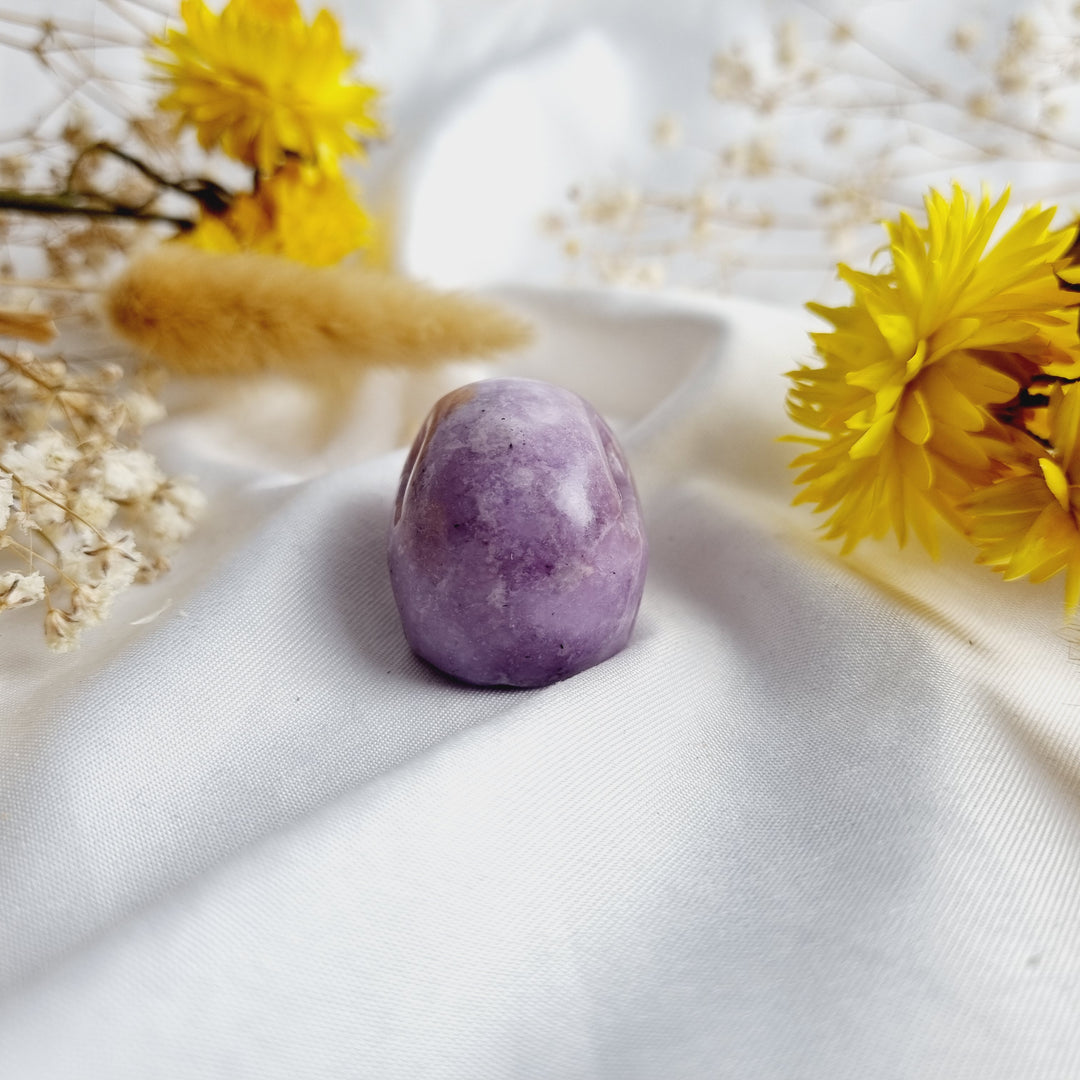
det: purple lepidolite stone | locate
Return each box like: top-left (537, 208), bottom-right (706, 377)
top-left (388, 377), bottom-right (647, 687)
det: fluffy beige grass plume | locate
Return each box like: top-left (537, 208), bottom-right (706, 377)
top-left (104, 246), bottom-right (531, 376)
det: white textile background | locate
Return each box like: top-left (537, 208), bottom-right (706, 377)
top-left (3, 0), bottom-right (1080, 1077)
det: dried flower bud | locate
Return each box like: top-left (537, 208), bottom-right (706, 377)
top-left (950, 23), bottom-right (981, 53)
top-left (143, 479), bottom-right (206, 545)
top-left (121, 391), bottom-right (168, 430)
top-left (0, 571), bottom-right (46, 610)
top-left (68, 487), bottom-right (119, 531)
top-left (99, 447), bottom-right (165, 502)
top-left (775, 20), bottom-right (800, 69)
top-left (652, 114), bottom-right (683, 148)
top-left (44, 607), bottom-right (80, 652)
top-left (1009, 15), bottom-right (1038, 53)
top-left (710, 50), bottom-right (755, 100)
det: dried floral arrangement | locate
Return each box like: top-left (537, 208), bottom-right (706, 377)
top-left (551, 4), bottom-right (1080, 614)
top-left (0, 347), bottom-right (203, 650)
top-left (0, 0), bottom-right (530, 650)
top-left (548, 7), bottom-right (1080, 295)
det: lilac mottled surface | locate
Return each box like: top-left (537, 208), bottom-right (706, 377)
top-left (388, 378), bottom-right (648, 687)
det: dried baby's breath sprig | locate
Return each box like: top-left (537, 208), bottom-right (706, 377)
top-left (0, 344), bottom-right (204, 651)
top-left (104, 245), bottom-right (533, 377)
top-left (553, 4), bottom-right (1080, 300)
top-left (0, 3), bottom-right (198, 312)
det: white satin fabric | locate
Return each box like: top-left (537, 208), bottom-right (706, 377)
top-left (3, 1), bottom-right (1080, 1077)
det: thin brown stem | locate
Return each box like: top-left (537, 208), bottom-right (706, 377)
top-left (0, 11), bottom-right (139, 46)
top-left (0, 348), bottom-right (60, 393)
top-left (0, 188), bottom-right (194, 230)
top-left (797, 0), bottom-right (1080, 158)
top-left (4, 534), bottom-right (60, 577)
top-left (102, 0), bottom-right (170, 36)
top-left (70, 141), bottom-right (233, 214)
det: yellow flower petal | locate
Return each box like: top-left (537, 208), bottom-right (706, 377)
top-left (896, 388), bottom-right (933, 445)
top-left (1039, 457), bottom-right (1071, 513)
top-left (850, 414), bottom-right (895, 459)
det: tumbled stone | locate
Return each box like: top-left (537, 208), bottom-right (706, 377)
top-left (388, 377), bottom-right (648, 687)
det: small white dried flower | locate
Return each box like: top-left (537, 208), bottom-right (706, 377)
top-left (96, 363), bottom-right (125, 386)
top-left (35, 358), bottom-right (66, 384)
top-left (99, 447), bottom-right (165, 502)
top-left (121, 391), bottom-right (167, 430)
top-left (139, 479), bottom-right (206, 552)
top-left (690, 186), bottom-right (716, 214)
top-left (159, 478), bottom-right (206, 527)
top-left (70, 569), bottom-right (139, 629)
top-left (995, 58), bottom-right (1029, 94)
top-left (635, 261), bottom-right (667, 288)
top-left (68, 487), bottom-right (119, 531)
top-left (1, 431), bottom-right (80, 487)
top-left (652, 114), bottom-right (683, 149)
top-left (830, 21), bottom-right (853, 44)
top-left (745, 138), bottom-right (775, 177)
top-left (44, 607), bottom-right (80, 653)
top-left (950, 24), bottom-right (981, 53)
top-left (0, 570), bottom-right (46, 610)
top-left (967, 92), bottom-right (995, 119)
top-left (1041, 102), bottom-right (1065, 129)
top-left (710, 49), bottom-right (755, 100)
top-left (775, 20), bottom-right (800, 70)
top-left (825, 121), bottom-right (848, 145)
top-left (581, 186), bottom-right (642, 227)
top-left (0, 154), bottom-right (28, 186)
top-left (21, 486), bottom-right (69, 529)
top-left (539, 212), bottom-right (565, 235)
top-left (1009, 15), bottom-right (1038, 54)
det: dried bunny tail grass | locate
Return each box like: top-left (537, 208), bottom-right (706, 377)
top-left (0, 309), bottom-right (57, 344)
top-left (103, 246), bottom-right (532, 377)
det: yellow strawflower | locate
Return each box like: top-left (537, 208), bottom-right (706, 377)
top-left (153, 0), bottom-right (383, 174)
top-left (184, 162), bottom-right (373, 265)
top-left (787, 185), bottom-right (1080, 554)
top-left (965, 383), bottom-right (1080, 612)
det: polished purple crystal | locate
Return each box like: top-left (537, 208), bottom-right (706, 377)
top-left (388, 377), bottom-right (648, 687)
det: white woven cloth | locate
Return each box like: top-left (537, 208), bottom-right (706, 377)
top-left (2, 1), bottom-right (1080, 1077)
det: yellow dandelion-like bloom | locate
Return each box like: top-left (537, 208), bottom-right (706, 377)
top-left (966, 383), bottom-right (1080, 612)
top-left (185, 162), bottom-right (373, 265)
top-left (787, 185), bottom-right (1080, 554)
top-left (153, 0), bottom-right (383, 174)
